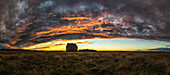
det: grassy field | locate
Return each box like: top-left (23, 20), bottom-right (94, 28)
top-left (0, 50), bottom-right (169, 75)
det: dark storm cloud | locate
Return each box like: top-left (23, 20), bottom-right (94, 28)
top-left (0, 0), bottom-right (170, 48)
top-left (0, 0), bottom-right (24, 48)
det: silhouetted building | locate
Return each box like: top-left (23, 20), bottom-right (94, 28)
top-left (66, 43), bottom-right (78, 52)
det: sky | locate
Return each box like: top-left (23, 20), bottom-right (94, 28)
top-left (22, 38), bottom-right (170, 51)
top-left (0, 0), bottom-right (170, 51)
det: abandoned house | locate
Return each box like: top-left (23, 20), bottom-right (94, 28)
top-left (66, 43), bottom-right (78, 52)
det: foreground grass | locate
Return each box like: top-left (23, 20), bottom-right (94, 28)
top-left (0, 51), bottom-right (169, 75)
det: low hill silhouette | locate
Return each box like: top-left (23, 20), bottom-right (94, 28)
top-left (79, 49), bottom-right (97, 52)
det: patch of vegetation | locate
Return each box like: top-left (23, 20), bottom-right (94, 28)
top-left (0, 51), bottom-right (169, 75)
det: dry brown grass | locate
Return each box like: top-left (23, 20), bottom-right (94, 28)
top-left (0, 51), bottom-right (169, 75)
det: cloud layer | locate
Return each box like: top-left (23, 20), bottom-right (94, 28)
top-left (0, 0), bottom-right (170, 49)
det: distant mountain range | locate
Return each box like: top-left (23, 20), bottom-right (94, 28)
top-left (148, 48), bottom-right (170, 51)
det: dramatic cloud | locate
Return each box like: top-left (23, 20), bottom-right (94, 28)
top-left (75, 41), bottom-right (94, 44)
top-left (0, 0), bottom-right (170, 49)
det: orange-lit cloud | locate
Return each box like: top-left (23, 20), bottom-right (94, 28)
top-left (7, 2), bottom-right (163, 50)
top-left (75, 41), bottom-right (94, 44)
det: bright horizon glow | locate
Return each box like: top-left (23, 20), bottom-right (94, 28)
top-left (22, 38), bottom-right (170, 51)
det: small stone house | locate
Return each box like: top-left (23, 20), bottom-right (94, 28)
top-left (66, 43), bottom-right (78, 52)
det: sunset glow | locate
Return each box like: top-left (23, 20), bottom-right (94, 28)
top-left (0, 0), bottom-right (169, 51)
top-left (22, 38), bottom-right (170, 51)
